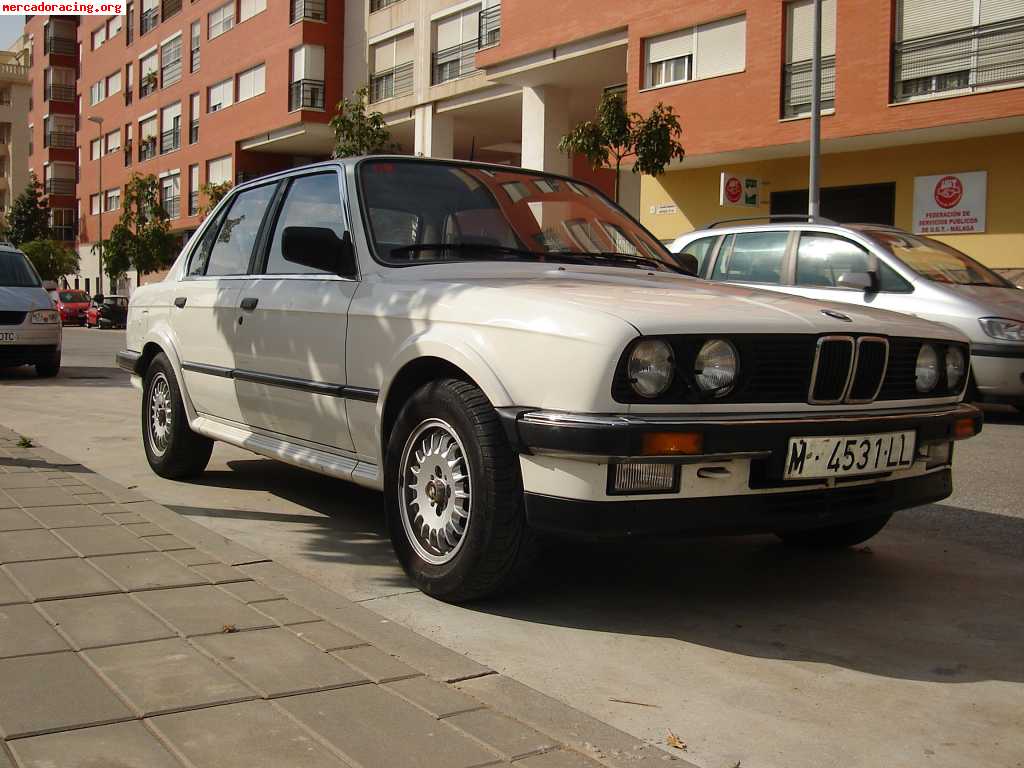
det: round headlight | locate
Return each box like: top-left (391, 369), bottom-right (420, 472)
top-left (945, 346), bottom-right (966, 391)
top-left (627, 340), bottom-right (675, 398)
top-left (694, 339), bottom-right (739, 397)
top-left (915, 344), bottom-right (940, 393)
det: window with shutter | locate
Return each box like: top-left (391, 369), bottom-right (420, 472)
top-left (642, 15), bottom-right (745, 89)
top-left (237, 64), bottom-right (266, 102)
top-left (782, 0), bottom-right (836, 117)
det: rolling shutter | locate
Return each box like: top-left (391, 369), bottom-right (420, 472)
top-left (372, 39), bottom-right (395, 74)
top-left (395, 32), bottom-right (415, 65)
top-left (979, 0), bottom-right (1024, 24)
top-left (646, 29), bottom-right (693, 64)
top-left (435, 14), bottom-right (461, 52)
top-left (694, 15), bottom-right (746, 79)
top-left (786, 0), bottom-right (836, 62)
top-left (897, 0), bottom-right (974, 40)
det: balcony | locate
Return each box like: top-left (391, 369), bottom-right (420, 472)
top-left (161, 127), bottom-right (180, 154)
top-left (893, 16), bottom-right (1024, 102)
top-left (140, 75), bottom-right (158, 98)
top-left (161, 59), bottom-right (182, 87)
top-left (45, 178), bottom-right (75, 196)
top-left (370, 61), bottom-right (413, 103)
top-left (139, 138), bottom-right (158, 162)
top-left (162, 194), bottom-right (180, 219)
top-left (432, 39), bottom-right (479, 85)
top-left (44, 84), bottom-right (75, 102)
top-left (141, 7), bottom-right (159, 35)
top-left (51, 223), bottom-right (76, 242)
top-left (291, 0), bottom-right (326, 22)
top-left (370, 0), bottom-right (400, 11)
top-left (44, 35), bottom-right (76, 56)
top-left (289, 79), bottom-right (325, 111)
top-left (479, 5), bottom-right (501, 49)
top-left (782, 55), bottom-right (836, 118)
top-left (0, 63), bottom-right (28, 82)
top-left (44, 131), bottom-right (75, 149)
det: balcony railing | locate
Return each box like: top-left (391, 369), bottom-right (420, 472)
top-left (141, 7), bottom-right (159, 35)
top-left (189, 119), bottom-right (199, 144)
top-left (45, 178), bottom-right (75, 196)
top-left (161, 59), bottom-right (182, 87)
top-left (432, 39), bottom-right (479, 84)
top-left (51, 223), bottom-right (76, 242)
top-left (189, 190), bottom-right (199, 216)
top-left (162, 194), bottom-right (180, 219)
top-left (291, 0), bottom-right (326, 22)
top-left (139, 138), bottom-right (158, 162)
top-left (289, 78), bottom-right (325, 110)
top-left (370, 61), bottom-right (413, 102)
top-left (0, 63), bottom-right (28, 81)
top-left (44, 35), bottom-right (76, 55)
top-left (782, 55), bottom-right (836, 118)
top-left (140, 76), bottom-right (158, 98)
top-left (160, 127), bottom-right (180, 154)
top-left (44, 130), bottom-right (75, 149)
top-left (369, 0), bottom-right (400, 11)
top-left (124, 142), bottom-right (133, 166)
top-left (126, 8), bottom-right (134, 43)
top-left (44, 83), bottom-right (75, 102)
top-left (479, 5), bottom-right (501, 49)
top-left (125, 87), bottom-right (133, 105)
top-left (893, 16), bottom-right (1024, 102)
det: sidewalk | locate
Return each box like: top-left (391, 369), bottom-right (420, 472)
top-left (0, 426), bottom-right (689, 768)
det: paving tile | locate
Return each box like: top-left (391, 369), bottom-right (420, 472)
top-left (0, 530), bottom-right (76, 564)
top-left (386, 676), bottom-right (485, 719)
top-left (24, 505), bottom-right (114, 529)
top-left (188, 563), bottom-right (249, 584)
top-left (45, 476), bottom-right (83, 486)
top-left (280, 686), bottom-right (501, 768)
top-left (290, 621), bottom-right (365, 652)
top-left (167, 548), bottom-right (219, 567)
top-left (0, 569), bottom-right (27, 605)
top-left (103, 511), bottom-right (149, 525)
top-left (9, 721), bottom-right (184, 768)
top-left (252, 598), bottom-right (319, 625)
top-left (0, 473), bottom-right (54, 489)
top-left (0, 652), bottom-right (133, 738)
top-left (86, 638), bottom-right (257, 716)
top-left (36, 594), bottom-right (175, 649)
top-left (0, 604), bottom-right (70, 658)
top-left (136, 585), bottom-right (274, 637)
top-left (515, 749), bottom-right (604, 768)
top-left (218, 579), bottom-right (280, 603)
top-left (70, 492), bottom-right (113, 505)
top-left (333, 645), bottom-right (420, 683)
top-left (54, 525), bottom-right (157, 557)
top-left (194, 628), bottom-right (367, 697)
top-left (6, 487), bottom-right (80, 507)
top-left (122, 523), bottom-right (167, 538)
top-left (4, 559), bottom-right (120, 600)
top-left (0, 490), bottom-right (16, 509)
top-left (142, 534), bottom-right (192, 551)
top-left (89, 552), bottom-right (208, 591)
top-left (149, 700), bottom-right (346, 768)
top-left (0, 508), bottom-right (41, 531)
top-left (448, 708), bottom-right (558, 760)
top-left (0, 745), bottom-right (12, 768)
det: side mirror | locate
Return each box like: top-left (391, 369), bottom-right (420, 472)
top-left (675, 252), bottom-right (700, 277)
top-left (837, 271), bottom-right (878, 292)
top-left (281, 227), bottom-right (357, 278)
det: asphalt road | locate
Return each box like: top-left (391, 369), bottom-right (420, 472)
top-left (2, 327), bottom-right (1022, 768)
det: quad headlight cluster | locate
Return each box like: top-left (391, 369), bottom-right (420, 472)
top-left (915, 343), bottom-right (966, 394)
top-left (625, 338), bottom-right (739, 400)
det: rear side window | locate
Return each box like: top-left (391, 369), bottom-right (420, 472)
top-left (711, 231), bottom-right (788, 284)
top-left (676, 235), bottom-right (718, 275)
top-left (0, 250), bottom-right (41, 287)
top-left (796, 233), bottom-right (912, 292)
top-left (201, 183), bottom-right (277, 277)
top-left (264, 173), bottom-right (345, 275)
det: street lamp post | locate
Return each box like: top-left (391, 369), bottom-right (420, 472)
top-left (87, 115), bottom-right (104, 295)
top-left (808, 0), bottom-right (823, 219)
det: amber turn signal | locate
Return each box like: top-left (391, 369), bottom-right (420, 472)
top-left (641, 432), bottom-right (703, 455)
top-left (953, 418), bottom-right (977, 440)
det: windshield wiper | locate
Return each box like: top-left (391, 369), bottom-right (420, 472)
top-left (389, 243), bottom-right (543, 261)
top-left (549, 250), bottom-right (691, 275)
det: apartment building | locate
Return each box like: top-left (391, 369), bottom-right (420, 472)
top-left (0, 48), bottom-right (31, 224)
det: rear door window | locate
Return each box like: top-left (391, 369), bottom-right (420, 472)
top-left (710, 231), bottom-right (789, 284)
top-left (676, 235), bottom-right (718, 275)
top-left (203, 183), bottom-right (277, 277)
top-left (796, 232), bottom-right (912, 292)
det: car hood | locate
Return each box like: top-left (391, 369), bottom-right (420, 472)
top-left (459, 267), bottom-right (965, 341)
top-left (942, 283), bottom-right (1024, 318)
top-left (0, 286), bottom-right (52, 313)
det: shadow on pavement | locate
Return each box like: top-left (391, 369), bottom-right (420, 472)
top-left (0, 365), bottom-right (129, 386)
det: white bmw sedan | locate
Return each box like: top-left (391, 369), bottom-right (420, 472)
top-left (119, 158), bottom-right (982, 601)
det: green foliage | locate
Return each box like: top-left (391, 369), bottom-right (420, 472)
top-left (20, 239), bottom-right (80, 282)
top-left (558, 91), bottom-right (685, 201)
top-left (95, 174), bottom-right (176, 286)
top-left (330, 87), bottom-right (398, 158)
top-left (7, 172), bottom-right (50, 246)
top-left (199, 180), bottom-right (233, 216)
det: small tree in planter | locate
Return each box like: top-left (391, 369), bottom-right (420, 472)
top-left (200, 180), bottom-right (233, 216)
top-left (21, 239), bottom-right (80, 282)
top-left (94, 174), bottom-right (176, 287)
top-left (330, 86), bottom-right (398, 158)
top-left (558, 91), bottom-right (685, 203)
top-left (143, 71), bottom-right (159, 91)
top-left (7, 172), bottom-right (50, 246)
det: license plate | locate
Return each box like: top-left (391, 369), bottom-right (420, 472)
top-left (784, 430), bottom-right (916, 480)
top-left (0, 331), bottom-right (16, 343)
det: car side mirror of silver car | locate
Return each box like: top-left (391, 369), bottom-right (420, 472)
top-left (282, 227), bottom-right (358, 278)
top-left (675, 252), bottom-right (700, 277)
top-left (837, 271), bottom-right (878, 292)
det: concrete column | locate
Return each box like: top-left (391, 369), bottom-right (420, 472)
top-left (520, 85), bottom-right (570, 175)
top-left (414, 103), bottom-right (454, 159)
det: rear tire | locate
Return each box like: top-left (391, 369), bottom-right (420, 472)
top-left (35, 350), bottom-right (60, 378)
top-left (142, 353), bottom-right (213, 479)
top-left (776, 513), bottom-right (893, 548)
top-left (384, 378), bottom-right (538, 603)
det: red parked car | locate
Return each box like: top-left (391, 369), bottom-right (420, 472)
top-left (55, 290), bottom-right (91, 326)
top-left (85, 295), bottom-right (129, 329)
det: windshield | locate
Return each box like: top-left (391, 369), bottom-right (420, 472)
top-left (359, 159), bottom-right (683, 273)
top-left (867, 230), bottom-right (1012, 288)
top-left (0, 251), bottom-right (42, 288)
top-left (59, 291), bottom-right (87, 303)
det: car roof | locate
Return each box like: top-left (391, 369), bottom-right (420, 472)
top-left (672, 220), bottom-right (907, 243)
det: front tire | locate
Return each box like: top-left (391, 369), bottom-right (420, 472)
top-left (776, 513), bottom-right (893, 548)
top-left (35, 350), bottom-right (61, 378)
top-left (142, 353), bottom-right (213, 479)
top-left (384, 378), bottom-right (537, 602)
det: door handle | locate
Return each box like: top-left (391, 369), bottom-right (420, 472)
top-left (173, 297), bottom-right (187, 308)
top-left (240, 297), bottom-right (259, 311)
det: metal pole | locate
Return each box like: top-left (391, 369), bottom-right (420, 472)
top-left (97, 124), bottom-right (104, 295)
top-left (808, 0), bottom-right (822, 219)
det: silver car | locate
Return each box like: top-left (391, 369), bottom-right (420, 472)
top-left (670, 220), bottom-right (1024, 411)
top-left (0, 242), bottom-right (62, 377)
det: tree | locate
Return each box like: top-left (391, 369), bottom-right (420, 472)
top-left (94, 174), bottom-right (176, 288)
top-left (330, 86), bottom-right (398, 158)
top-left (7, 172), bottom-right (50, 246)
top-left (558, 92), bottom-right (686, 202)
top-left (199, 180), bottom-right (233, 216)
top-left (20, 239), bottom-right (79, 282)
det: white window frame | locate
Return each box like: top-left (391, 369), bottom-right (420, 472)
top-left (207, 78), bottom-right (234, 112)
top-left (240, 0), bottom-right (267, 22)
top-left (208, 2), bottom-right (235, 40)
top-left (236, 63), bottom-right (266, 102)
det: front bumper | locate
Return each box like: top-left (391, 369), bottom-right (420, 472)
top-left (970, 345), bottom-right (1024, 400)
